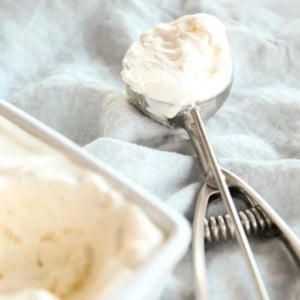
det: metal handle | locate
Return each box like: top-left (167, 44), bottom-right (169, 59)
top-left (223, 169), bottom-right (300, 266)
top-left (187, 107), bottom-right (270, 300)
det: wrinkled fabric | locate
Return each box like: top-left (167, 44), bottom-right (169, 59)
top-left (0, 0), bottom-right (299, 299)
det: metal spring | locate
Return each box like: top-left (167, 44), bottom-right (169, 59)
top-left (204, 206), bottom-right (277, 243)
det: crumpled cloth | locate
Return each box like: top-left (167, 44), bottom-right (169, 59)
top-left (1, 0), bottom-right (299, 299)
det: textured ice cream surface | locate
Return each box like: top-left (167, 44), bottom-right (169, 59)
top-left (0, 289), bottom-right (59, 300)
top-left (121, 14), bottom-right (232, 118)
top-left (0, 116), bottom-right (164, 300)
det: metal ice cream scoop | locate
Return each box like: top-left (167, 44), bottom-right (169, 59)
top-left (125, 78), bottom-right (300, 300)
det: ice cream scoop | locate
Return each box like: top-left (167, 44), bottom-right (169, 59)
top-left (122, 13), bottom-right (300, 300)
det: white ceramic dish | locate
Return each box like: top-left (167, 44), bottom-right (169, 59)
top-left (0, 99), bottom-right (191, 300)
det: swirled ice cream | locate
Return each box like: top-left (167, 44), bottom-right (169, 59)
top-left (0, 116), bottom-right (164, 300)
top-left (121, 14), bottom-right (232, 118)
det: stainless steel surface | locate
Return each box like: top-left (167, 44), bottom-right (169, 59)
top-left (204, 205), bottom-right (275, 242)
top-left (223, 169), bottom-right (300, 266)
top-left (189, 107), bottom-right (270, 300)
top-left (126, 81), bottom-right (300, 300)
top-left (126, 82), bottom-right (231, 129)
top-left (194, 167), bottom-right (300, 299)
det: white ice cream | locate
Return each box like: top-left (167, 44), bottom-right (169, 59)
top-left (0, 290), bottom-right (59, 300)
top-left (0, 116), bottom-right (164, 300)
top-left (121, 14), bottom-right (233, 118)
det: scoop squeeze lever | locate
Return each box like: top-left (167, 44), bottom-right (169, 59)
top-left (189, 108), bottom-right (300, 300)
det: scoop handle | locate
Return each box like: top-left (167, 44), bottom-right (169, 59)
top-left (223, 168), bottom-right (300, 266)
top-left (187, 107), bottom-right (270, 300)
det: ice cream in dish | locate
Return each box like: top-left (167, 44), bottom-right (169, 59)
top-left (0, 116), bottom-right (164, 300)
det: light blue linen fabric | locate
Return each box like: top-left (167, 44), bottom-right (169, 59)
top-left (1, 0), bottom-right (299, 299)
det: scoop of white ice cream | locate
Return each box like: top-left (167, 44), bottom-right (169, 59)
top-left (121, 14), bottom-right (233, 118)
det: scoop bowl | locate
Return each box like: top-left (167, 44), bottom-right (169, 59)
top-left (126, 78), bottom-right (232, 129)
